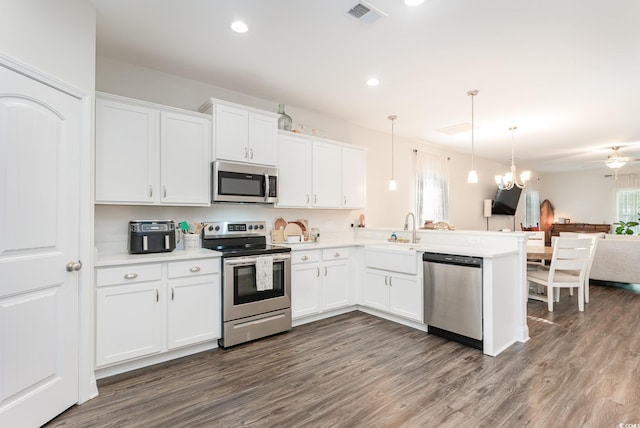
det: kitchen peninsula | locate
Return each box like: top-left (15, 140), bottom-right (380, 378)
top-left (286, 227), bottom-right (530, 357)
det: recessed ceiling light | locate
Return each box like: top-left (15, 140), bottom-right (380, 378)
top-left (230, 21), bottom-right (249, 33)
top-left (404, 0), bottom-right (425, 6)
top-left (366, 77), bottom-right (380, 87)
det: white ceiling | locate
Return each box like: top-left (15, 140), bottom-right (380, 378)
top-left (91, 0), bottom-right (640, 173)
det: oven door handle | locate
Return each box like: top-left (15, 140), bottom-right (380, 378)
top-left (224, 253), bottom-right (291, 266)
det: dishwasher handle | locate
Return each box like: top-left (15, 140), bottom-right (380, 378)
top-left (422, 252), bottom-right (482, 268)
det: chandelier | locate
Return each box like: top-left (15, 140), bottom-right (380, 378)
top-left (494, 126), bottom-right (530, 190)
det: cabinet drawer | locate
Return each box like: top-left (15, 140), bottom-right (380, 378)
top-left (323, 247), bottom-right (350, 261)
top-left (291, 250), bottom-right (321, 264)
top-left (168, 259), bottom-right (220, 278)
top-left (97, 264), bottom-right (162, 287)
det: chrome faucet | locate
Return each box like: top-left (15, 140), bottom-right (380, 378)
top-left (404, 212), bottom-right (417, 244)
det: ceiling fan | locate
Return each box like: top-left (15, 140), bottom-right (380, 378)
top-left (601, 146), bottom-right (640, 169)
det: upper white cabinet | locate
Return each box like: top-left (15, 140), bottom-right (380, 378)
top-left (312, 141), bottom-right (343, 208)
top-left (276, 131), bottom-right (366, 209)
top-left (277, 134), bottom-right (313, 207)
top-left (342, 146), bottom-right (367, 209)
top-left (200, 99), bottom-right (278, 166)
top-left (95, 93), bottom-right (211, 206)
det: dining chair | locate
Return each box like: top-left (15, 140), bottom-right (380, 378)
top-left (526, 231), bottom-right (546, 295)
top-left (526, 237), bottom-right (592, 311)
top-left (566, 234), bottom-right (600, 304)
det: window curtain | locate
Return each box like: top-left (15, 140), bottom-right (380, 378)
top-left (616, 173), bottom-right (640, 231)
top-left (523, 189), bottom-right (540, 228)
top-left (415, 151), bottom-right (449, 225)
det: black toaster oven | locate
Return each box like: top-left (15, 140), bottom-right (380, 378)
top-left (128, 220), bottom-right (176, 254)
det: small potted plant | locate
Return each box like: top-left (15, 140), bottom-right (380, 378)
top-left (614, 213), bottom-right (640, 235)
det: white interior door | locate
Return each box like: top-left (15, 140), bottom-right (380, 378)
top-left (0, 64), bottom-right (82, 426)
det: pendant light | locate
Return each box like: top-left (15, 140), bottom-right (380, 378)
top-left (495, 126), bottom-right (531, 189)
top-left (467, 90), bottom-right (479, 184)
top-left (388, 115), bottom-right (397, 191)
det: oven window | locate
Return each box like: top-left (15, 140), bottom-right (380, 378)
top-left (219, 171), bottom-right (264, 197)
top-left (234, 260), bottom-right (285, 305)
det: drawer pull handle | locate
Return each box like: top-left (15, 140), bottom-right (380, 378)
top-left (171, 287), bottom-right (175, 301)
top-left (124, 273), bottom-right (138, 280)
top-left (334, 252), bottom-right (340, 258)
top-left (189, 266), bottom-right (201, 273)
top-left (301, 255), bottom-right (308, 261)
top-left (156, 288), bottom-right (159, 302)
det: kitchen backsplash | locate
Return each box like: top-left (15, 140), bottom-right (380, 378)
top-left (95, 204), bottom-right (362, 253)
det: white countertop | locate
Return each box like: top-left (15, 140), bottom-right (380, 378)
top-left (95, 248), bottom-right (222, 267)
top-left (281, 239), bottom-right (517, 258)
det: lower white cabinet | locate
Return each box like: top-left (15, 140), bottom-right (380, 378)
top-left (167, 260), bottom-right (220, 349)
top-left (96, 257), bottom-right (220, 368)
top-left (291, 248), bottom-right (351, 319)
top-left (363, 268), bottom-right (423, 322)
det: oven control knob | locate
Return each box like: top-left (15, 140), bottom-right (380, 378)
top-left (215, 225), bottom-right (220, 231)
top-left (207, 225), bottom-right (214, 232)
top-left (259, 224), bottom-right (264, 230)
top-left (248, 225), bottom-right (253, 230)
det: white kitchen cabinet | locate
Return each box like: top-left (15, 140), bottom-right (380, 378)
top-left (321, 249), bottom-right (350, 310)
top-left (291, 248), bottom-right (351, 320)
top-left (312, 141), bottom-right (342, 208)
top-left (167, 259), bottom-right (220, 349)
top-left (95, 257), bottom-right (221, 369)
top-left (341, 146), bottom-right (367, 209)
top-left (95, 93), bottom-right (211, 206)
top-left (96, 264), bottom-right (163, 367)
top-left (364, 268), bottom-right (422, 322)
top-left (201, 99), bottom-right (278, 166)
top-left (277, 134), bottom-right (312, 207)
top-left (291, 254), bottom-right (321, 318)
top-left (277, 131), bottom-right (366, 209)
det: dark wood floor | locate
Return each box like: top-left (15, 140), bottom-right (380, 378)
top-left (46, 284), bottom-right (640, 428)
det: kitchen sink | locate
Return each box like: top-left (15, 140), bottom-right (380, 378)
top-left (365, 244), bottom-right (420, 274)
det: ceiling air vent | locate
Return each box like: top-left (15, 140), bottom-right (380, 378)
top-left (347, 1), bottom-right (386, 24)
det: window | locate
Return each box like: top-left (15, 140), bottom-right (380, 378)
top-left (415, 151), bottom-right (449, 225)
top-left (616, 173), bottom-right (640, 234)
top-left (523, 189), bottom-right (540, 228)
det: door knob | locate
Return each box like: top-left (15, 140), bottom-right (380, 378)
top-left (66, 260), bottom-right (83, 272)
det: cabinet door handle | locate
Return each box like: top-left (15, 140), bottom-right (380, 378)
top-left (162, 185), bottom-right (167, 198)
top-left (314, 194), bottom-right (317, 204)
top-left (156, 288), bottom-right (159, 302)
top-left (148, 185), bottom-right (153, 197)
top-left (324, 266), bottom-right (327, 277)
top-left (316, 267), bottom-right (320, 277)
top-left (250, 148), bottom-right (254, 159)
top-left (189, 266), bottom-right (201, 273)
top-left (124, 273), bottom-right (138, 280)
top-left (244, 147), bottom-right (248, 158)
top-left (344, 196), bottom-right (347, 205)
top-left (171, 287), bottom-right (175, 301)
top-left (301, 255), bottom-right (308, 261)
top-left (306, 194), bottom-right (310, 204)
top-left (384, 275), bottom-right (388, 285)
top-left (389, 277), bottom-right (393, 286)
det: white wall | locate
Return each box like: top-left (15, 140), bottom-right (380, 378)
top-left (96, 57), bottom-right (524, 234)
top-left (1, 0), bottom-right (96, 92)
top-left (539, 165), bottom-right (640, 226)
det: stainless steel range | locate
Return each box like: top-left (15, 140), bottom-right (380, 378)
top-left (202, 221), bottom-right (292, 348)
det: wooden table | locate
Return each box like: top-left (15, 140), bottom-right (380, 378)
top-left (526, 245), bottom-right (553, 261)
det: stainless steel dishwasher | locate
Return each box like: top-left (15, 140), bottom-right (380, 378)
top-left (423, 252), bottom-right (483, 349)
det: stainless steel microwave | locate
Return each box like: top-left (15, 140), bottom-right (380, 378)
top-left (211, 160), bottom-right (278, 204)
